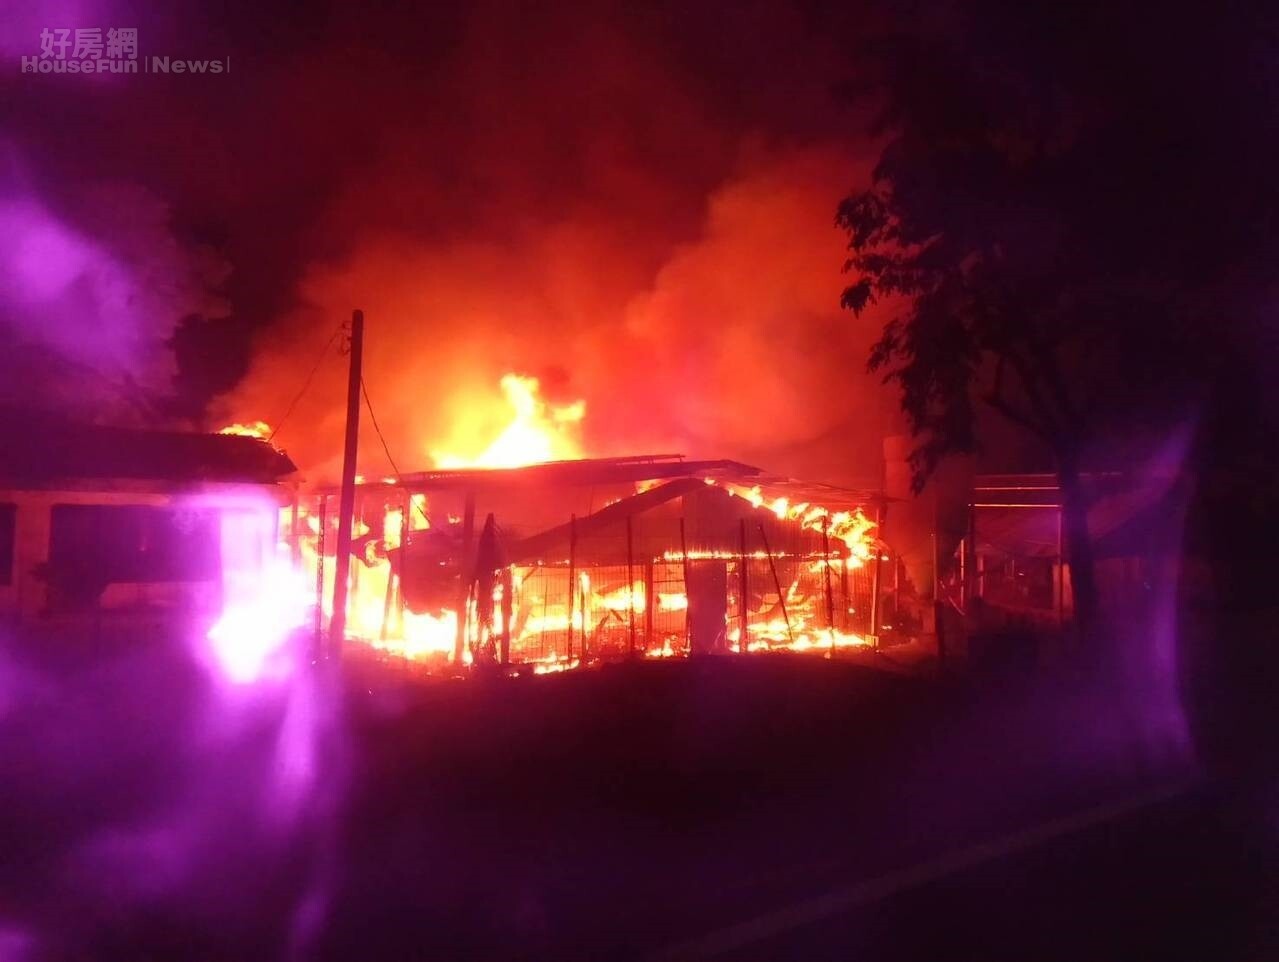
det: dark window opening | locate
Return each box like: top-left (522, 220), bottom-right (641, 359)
top-left (47, 504), bottom-right (220, 609)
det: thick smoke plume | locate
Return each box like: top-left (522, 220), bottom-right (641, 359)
top-left (4, 1), bottom-right (895, 470)
top-left (215, 3), bottom-right (894, 479)
top-left (221, 145), bottom-right (892, 480)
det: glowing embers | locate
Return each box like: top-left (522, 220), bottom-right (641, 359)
top-left (501, 565), bottom-right (691, 665)
top-left (735, 624), bottom-right (869, 653)
top-left (725, 555), bottom-right (872, 655)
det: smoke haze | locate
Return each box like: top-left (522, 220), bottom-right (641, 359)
top-left (3, 1), bottom-right (896, 476)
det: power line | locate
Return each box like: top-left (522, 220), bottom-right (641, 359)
top-left (267, 322), bottom-right (344, 444)
top-left (360, 376), bottom-right (405, 478)
top-left (361, 375), bottom-right (431, 526)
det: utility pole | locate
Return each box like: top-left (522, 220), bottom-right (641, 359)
top-left (869, 501), bottom-right (886, 648)
top-left (329, 309), bottom-right (364, 660)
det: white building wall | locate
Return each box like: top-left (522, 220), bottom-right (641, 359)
top-left (0, 484), bottom-right (287, 631)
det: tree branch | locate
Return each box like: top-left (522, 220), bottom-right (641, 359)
top-left (982, 356), bottom-right (1053, 440)
top-left (982, 389), bottom-right (1051, 439)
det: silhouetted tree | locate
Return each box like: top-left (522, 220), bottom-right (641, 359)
top-left (838, 0), bottom-right (1277, 637)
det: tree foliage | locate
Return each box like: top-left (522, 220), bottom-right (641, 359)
top-left (838, 0), bottom-right (1276, 491)
top-left (837, 0), bottom-right (1279, 633)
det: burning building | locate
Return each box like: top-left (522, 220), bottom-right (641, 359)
top-left (290, 454), bottom-right (899, 674)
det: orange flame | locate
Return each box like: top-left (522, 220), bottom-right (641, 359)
top-left (243, 371), bottom-right (887, 674)
top-left (219, 420), bottom-right (272, 439)
top-left (432, 374), bottom-right (585, 468)
top-left (713, 481), bottom-right (877, 566)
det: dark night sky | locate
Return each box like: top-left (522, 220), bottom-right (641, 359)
top-left (2, 0), bottom-right (1275, 480)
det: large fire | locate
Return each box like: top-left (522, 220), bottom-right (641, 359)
top-left (214, 373), bottom-right (882, 676)
top-left (431, 374), bottom-right (585, 469)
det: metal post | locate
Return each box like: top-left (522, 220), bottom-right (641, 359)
top-left (757, 522), bottom-right (793, 646)
top-left (964, 505), bottom-right (977, 610)
top-left (314, 496), bottom-right (328, 660)
top-left (500, 566), bottom-right (513, 665)
top-left (679, 516), bottom-right (691, 653)
top-left (454, 491), bottom-right (476, 665)
top-left (1056, 504), bottom-right (1065, 626)
top-left (933, 520), bottom-right (945, 670)
top-left (738, 518), bottom-right (749, 653)
top-left (399, 490), bottom-right (411, 636)
top-left (329, 309), bottom-right (364, 659)
top-left (822, 515), bottom-right (835, 633)
top-left (567, 513), bottom-right (577, 660)
top-left (644, 559), bottom-right (655, 654)
top-left (840, 544), bottom-right (851, 629)
top-left (870, 502), bottom-right (887, 646)
top-left (626, 514), bottom-right (636, 658)
top-left (580, 566), bottom-right (592, 662)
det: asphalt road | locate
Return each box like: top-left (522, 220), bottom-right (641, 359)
top-left (320, 659), bottom-right (1211, 960)
top-left (3, 647), bottom-right (1273, 961)
top-left (649, 778), bottom-right (1279, 961)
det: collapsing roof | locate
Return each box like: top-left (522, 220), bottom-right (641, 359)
top-left (505, 477), bottom-right (882, 566)
top-left (362, 454), bottom-right (887, 573)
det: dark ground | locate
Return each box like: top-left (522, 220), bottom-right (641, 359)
top-left (0, 613), bottom-right (1274, 961)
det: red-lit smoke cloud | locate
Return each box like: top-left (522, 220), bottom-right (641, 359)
top-left (215, 3), bottom-right (895, 480)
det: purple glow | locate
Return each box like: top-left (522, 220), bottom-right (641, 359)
top-left (0, 2), bottom-right (101, 58)
top-left (74, 821), bottom-right (195, 901)
top-left (0, 923), bottom-right (35, 962)
top-left (1117, 428), bottom-right (1197, 760)
top-left (0, 154), bottom-right (229, 414)
top-left (0, 198), bottom-right (132, 371)
top-left (206, 556), bottom-right (308, 684)
top-left (5, 207), bottom-right (90, 300)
